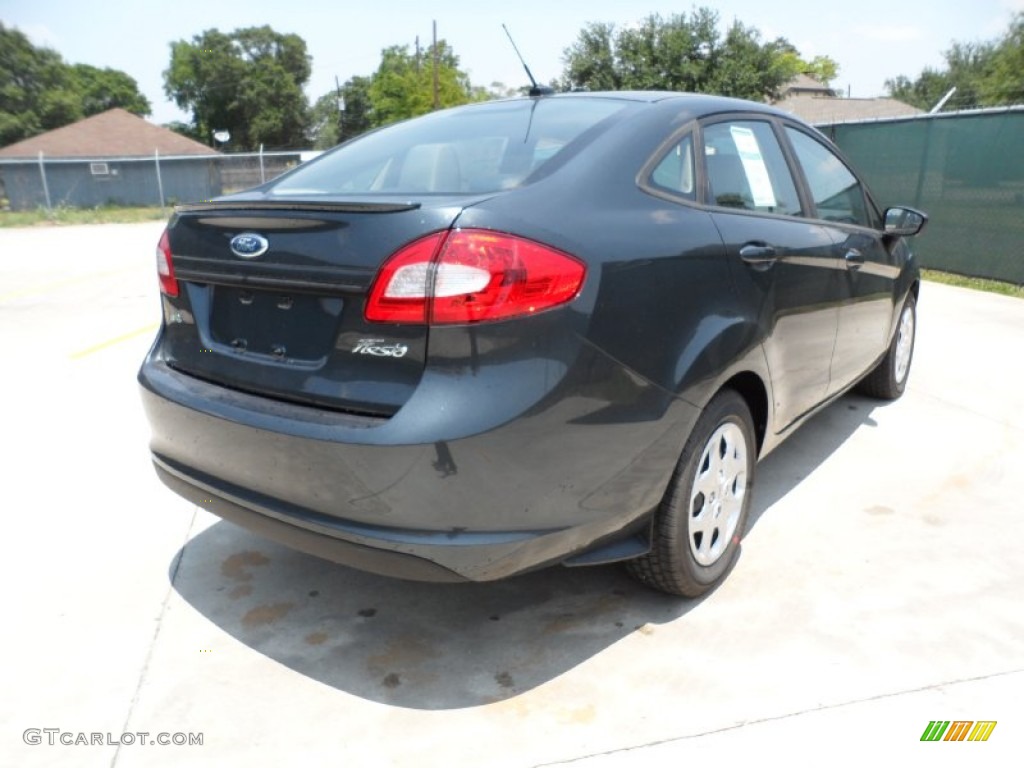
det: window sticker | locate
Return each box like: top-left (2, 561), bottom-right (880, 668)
top-left (729, 125), bottom-right (777, 208)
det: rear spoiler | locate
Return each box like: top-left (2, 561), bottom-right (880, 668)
top-left (175, 200), bottom-right (422, 215)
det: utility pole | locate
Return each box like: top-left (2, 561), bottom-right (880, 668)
top-left (335, 75), bottom-right (344, 139)
top-left (432, 20), bottom-right (440, 110)
top-left (415, 35), bottom-right (421, 72)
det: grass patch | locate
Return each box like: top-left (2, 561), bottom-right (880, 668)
top-left (0, 205), bottom-right (168, 228)
top-left (922, 268), bottom-right (1024, 298)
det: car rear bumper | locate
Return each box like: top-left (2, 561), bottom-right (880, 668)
top-left (153, 454), bottom-right (655, 581)
top-left (139, 349), bottom-right (698, 581)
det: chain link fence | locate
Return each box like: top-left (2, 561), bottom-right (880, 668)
top-left (4, 111), bottom-right (1022, 285)
top-left (0, 150), bottom-right (320, 212)
top-left (820, 107), bottom-right (1024, 285)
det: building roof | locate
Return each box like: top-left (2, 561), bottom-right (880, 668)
top-left (0, 108), bottom-right (218, 158)
top-left (782, 74), bottom-right (836, 97)
top-left (775, 94), bottom-right (925, 124)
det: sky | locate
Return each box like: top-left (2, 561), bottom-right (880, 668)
top-left (3, 0), bottom-right (1024, 127)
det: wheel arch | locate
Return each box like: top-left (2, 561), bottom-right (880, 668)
top-left (718, 371), bottom-right (769, 454)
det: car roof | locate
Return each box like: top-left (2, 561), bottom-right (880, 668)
top-left (485, 90), bottom-right (795, 122)
top-left (547, 90), bottom-right (752, 104)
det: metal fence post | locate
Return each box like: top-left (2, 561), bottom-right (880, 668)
top-left (37, 151), bottom-right (52, 214)
top-left (259, 143), bottom-right (265, 184)
top-left (154, 148), bottom-right (166, 209)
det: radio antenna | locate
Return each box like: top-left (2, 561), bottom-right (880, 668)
top-left (502, 24), bottom-right (554, 97)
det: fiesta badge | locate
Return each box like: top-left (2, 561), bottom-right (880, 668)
top-left (230, 233), bottom-right (269, 259)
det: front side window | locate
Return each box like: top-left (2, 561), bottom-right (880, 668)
top-left (701, 121), bottom-right (801, 216)
top-left (270, 98), bottom-right (628, 196)
top-left (785, 127), bottom-right (871, 227)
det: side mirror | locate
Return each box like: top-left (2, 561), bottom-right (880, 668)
top-left (884, 207), bottom-right (928, 237)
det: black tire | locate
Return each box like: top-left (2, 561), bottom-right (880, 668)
top-left (857, 293), bottom-right (916, 400)
top-left (627, 390), bottom-right (756, 597)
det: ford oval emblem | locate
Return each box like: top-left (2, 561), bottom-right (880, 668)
top-left (230, 233), bottom-right (269, 259)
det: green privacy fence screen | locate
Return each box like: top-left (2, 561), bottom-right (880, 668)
top-left (819, 107), bottom-right (1024, 285)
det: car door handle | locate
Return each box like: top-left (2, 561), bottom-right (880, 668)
top-left (739, 243), bottom-right (778, 266)
top-left (844, 248), bottom-right (865, 269)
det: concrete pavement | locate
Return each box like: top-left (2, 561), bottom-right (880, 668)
top-left (1, 223), bottom-right (1021, 766)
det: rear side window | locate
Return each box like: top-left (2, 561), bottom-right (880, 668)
top-left (650, 135), bottom-right (696, 199)
top-left (702, 121), bottom-right (801, 216)
top-left (271, 99), bottom-right (628, 196)
top-left (785, 127), bottom-right (872, 227)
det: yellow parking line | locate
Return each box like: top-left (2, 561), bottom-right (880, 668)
top-left (70, 322), bottom-right (159, 359)
top-left (0, 267), bottom-right (136, 302)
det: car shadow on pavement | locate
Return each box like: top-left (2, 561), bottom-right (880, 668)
top-left (745, 394), bottom-right (881, 532)
top-left (168, 393), bottom-right (883, 711)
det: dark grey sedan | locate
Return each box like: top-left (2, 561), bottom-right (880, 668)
top-left (139, 92), bottom-right (925, 596)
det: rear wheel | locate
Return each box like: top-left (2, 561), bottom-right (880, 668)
top-left (627, 390), bottom-right (755, 597)
top-left (857, 293), bottom-right (916, 400)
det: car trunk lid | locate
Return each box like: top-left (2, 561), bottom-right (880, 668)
top-left (161, 198), bottom-right (471, 416)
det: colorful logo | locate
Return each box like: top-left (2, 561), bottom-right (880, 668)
top-left (921, 721), bottom-right (997, 742)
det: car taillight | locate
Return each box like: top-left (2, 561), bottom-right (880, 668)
top-left (156, 228), bottom-right (178, 297)
top-left (365, 229), bottom-right (586, 324)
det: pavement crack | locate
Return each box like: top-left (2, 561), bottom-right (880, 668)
top-left (532, 667), bottom-right (1024, 767)
top-left (109, 507), bottom-right (197, 768)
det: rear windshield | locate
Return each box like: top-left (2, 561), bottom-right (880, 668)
top-left (270, 98), bottom-right (628, 196)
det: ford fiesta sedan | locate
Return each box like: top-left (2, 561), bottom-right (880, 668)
top-left (139, 92), bottom-right (926, 597)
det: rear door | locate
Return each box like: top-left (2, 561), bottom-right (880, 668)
top-left (700, 117), bottom-right (845, 430)
top-left (782, 126), bottom-right (899, 394)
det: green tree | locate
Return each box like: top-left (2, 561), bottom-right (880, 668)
top-left (560, 10), bottom-right (834, 102)
top-left (469, 81), bottom-right (525, 101)
top-left (164, 25), bottom-right (311, 150)
top-left (163, 120), bottom-right (204, 143)
top-left (886, 42), bottom-right (994, 110)
top-left (309, 92), bottom-right (341, 149)
top-left (885, 70), bottom-right (954, 111)
top-left (337, 75), bottom-right (374, 141)
top-left (709, 20), bottom-right (803, 101)
top-left (311, 39), bottom-right (482, 147)
top-left (71, 64), bottom-right (151, 117)
top-left (980, 13), bottom-right (1024, 104)
top-left (0, 23), bottom-right (150, 146)
top-left (562, 22), bottom-right (620, 90)
top-left (776, 53), bottom-right (839, 88)
top-left (485, 82), bottom-right (524, 99)
top-left (0, 23), bottom-right (79, 145)
top-left (309, 75), bottom-right (374, 149)
top-left (368, 41), bottom-right (475, 126)
top-left (886, 13), bottom-right (1024, 110)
